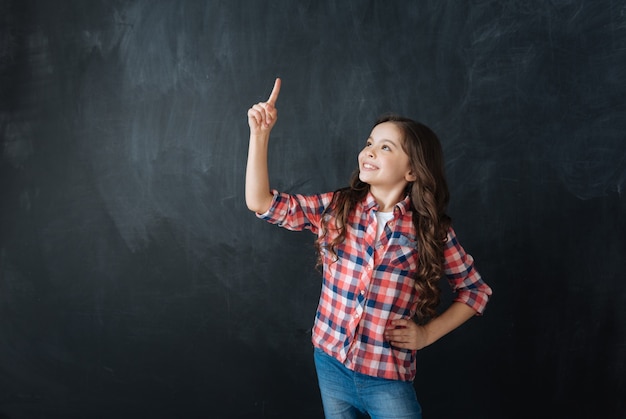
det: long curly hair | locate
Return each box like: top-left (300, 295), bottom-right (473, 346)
top-left (315, 114), bottom-right (451, 322)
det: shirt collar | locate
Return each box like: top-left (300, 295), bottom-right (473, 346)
top-left (395, 195), bottom-right (412, 215)
top-left (363, 191), bottom-right (412, 215)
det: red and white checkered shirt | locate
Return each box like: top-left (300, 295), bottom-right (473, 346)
top-left (257, 189), bottom-right (492, 381)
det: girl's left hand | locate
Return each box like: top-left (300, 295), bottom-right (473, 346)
top-left (384, 318), bottom-right (429, 351)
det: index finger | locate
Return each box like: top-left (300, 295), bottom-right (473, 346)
top-left (267, 77), bottom-right (281, 105)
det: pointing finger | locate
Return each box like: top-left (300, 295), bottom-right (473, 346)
top-left (267, 77), bottom-right (281, 106)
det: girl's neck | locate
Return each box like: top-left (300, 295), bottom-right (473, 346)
top-left (370, 186), bottom-right (406, 212)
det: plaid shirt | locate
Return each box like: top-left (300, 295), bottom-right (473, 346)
top-left (258, 189), bottom-right (492, 381)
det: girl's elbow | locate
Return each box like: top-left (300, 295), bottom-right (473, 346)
top-left (245, 198), bottom-right (271, 214)
top-left (245, 199), bottom-right (259, 213)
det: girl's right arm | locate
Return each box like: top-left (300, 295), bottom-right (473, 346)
top-left (245, 78), bottom-right (281, 214)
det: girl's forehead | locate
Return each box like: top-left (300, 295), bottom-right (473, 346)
top-left (370, 122), bottom-right (403, 143)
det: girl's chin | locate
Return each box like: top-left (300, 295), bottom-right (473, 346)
top-left (358, 173), bottom-right (374, 185)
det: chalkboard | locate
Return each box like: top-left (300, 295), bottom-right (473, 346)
top-left (1, 1), bottom-right (625, 418)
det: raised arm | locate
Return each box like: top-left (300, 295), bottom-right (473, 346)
top-left (245, 78), bottom-right (281, 214)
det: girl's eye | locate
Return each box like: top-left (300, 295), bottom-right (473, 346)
top-left (382, 145), bottom-right (391, 151)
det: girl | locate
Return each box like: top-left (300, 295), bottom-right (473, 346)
top-left (246, 78), bottom-right (492, 419)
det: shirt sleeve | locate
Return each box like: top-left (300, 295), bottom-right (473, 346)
top-left (443, 227), bottom-right (493, 315)
top-left (255, 189), bottom-right (333, 235)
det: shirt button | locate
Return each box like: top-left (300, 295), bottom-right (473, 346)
top-left (360, 290), bottom-right (365, 295)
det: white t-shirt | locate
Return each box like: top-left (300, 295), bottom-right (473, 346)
top-left (375, 211), bottom-right (394, 241)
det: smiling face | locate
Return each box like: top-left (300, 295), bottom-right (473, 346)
top-left (358, 121), bottom-right (416, 194)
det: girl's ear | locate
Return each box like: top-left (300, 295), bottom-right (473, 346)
top-left (406, 171), bottom-right (417, 182)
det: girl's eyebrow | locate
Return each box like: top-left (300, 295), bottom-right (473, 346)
top-left (367, 137), bottom-right (399, 147)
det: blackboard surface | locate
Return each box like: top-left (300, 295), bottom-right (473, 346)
top-left (1, 1), bottom-right (625, 418)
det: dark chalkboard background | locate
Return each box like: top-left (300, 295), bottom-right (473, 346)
top-left (1, 1), bottom-right (625, 418)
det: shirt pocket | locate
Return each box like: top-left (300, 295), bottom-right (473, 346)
top-left (385, 234), bottom-right (418, 272)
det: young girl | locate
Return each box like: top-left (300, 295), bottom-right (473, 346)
top-left (246, 78), bottom-right (492, 419)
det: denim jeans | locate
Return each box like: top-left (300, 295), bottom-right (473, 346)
top-left (314, 347), bottom-right (422, 419)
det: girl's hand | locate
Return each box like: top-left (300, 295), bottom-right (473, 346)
top-left (247, 78), bottom-right (281, 136)
top-left (385, 318), bottom-right (429, 351)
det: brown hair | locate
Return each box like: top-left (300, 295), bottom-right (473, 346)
top-left (315, 114), bottom-right (451, 322)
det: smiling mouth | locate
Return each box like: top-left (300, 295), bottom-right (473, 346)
top-left (362, 163), bottom-right (378, 170)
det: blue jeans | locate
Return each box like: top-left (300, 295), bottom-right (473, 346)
top-left (314, 347), bottom-right (422, 419)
